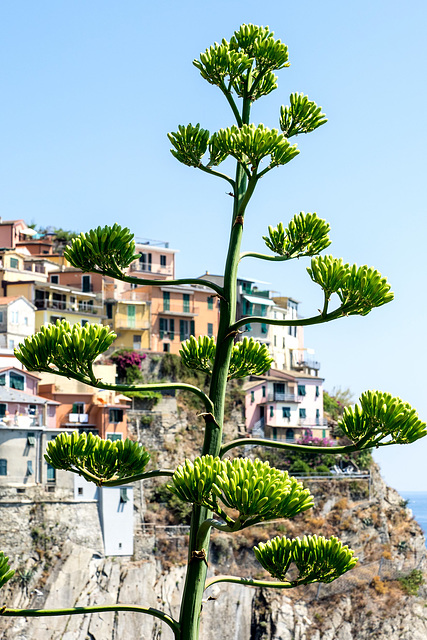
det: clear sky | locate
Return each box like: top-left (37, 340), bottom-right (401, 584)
top-left (0, 1), bottom-right (426, 491)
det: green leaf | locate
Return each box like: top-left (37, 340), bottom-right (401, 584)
top-left (263, 213), bottom-right (331, 258)
top-left (254, 535), bottom-right (357, 584)
top-left (339, 390), bottom-right (427, 447)
top-left (168, 123), bottom-right (210, 167)
top-left (0, 551), bottom-right (15, 589)
top-left (63, 224), bottom-right (138, 278)
top-left (280, 93), bottom-right (327, 138)
top-left (14, 321), bottom-right (117, 379)
top-left (45, 432), bottom-right (151, 484)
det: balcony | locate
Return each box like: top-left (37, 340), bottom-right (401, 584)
top-left (114, 319), bottom-right (150, 330)
top-left (34, 299), bottom-right (102, 315)
top-left (130, 263), bottom-right (174, 277)
top-left (161, 303), bottom-right (198, 316)
top-left (266, 392), bottom-right (300, 403)
top-left (68, 413), bottom-right (89, 424)
top-left (292, 359), bottom-right (321, 372)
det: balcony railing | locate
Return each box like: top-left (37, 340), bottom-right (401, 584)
top-left (68, 413), bottom-right (89, 424)
top-left (161, 303), bottom-right (198, 315)
top-left (292, 359), bottom-right (321, 371)
top-left (266, 392), bottom-right (300, 403)
top-left (130, 263), bottom-right (174, 276)
top-left (114, 319), bottom-right (150, 330)
top-left (34, 300), bottom-right (102, 315)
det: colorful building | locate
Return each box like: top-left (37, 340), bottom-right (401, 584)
top-left (38, 363), bottom-right (130, 440)
top-left (244, 369), bottom-right (327, 442)
top-left (0, 296), bottom-right (36, 351)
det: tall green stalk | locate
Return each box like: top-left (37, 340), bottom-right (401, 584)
top-left (178, 95), bottom-right (251, 640)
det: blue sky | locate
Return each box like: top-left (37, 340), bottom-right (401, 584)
top-left (0, 1), bottom-right (426, 490)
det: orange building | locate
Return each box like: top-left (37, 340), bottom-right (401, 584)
top-left (39, 384), bottom-right (130, 440)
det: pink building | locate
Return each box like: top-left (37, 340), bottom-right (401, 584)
top-left (244, 369), bottom-right (326, 442)
top-left (0, 367), bottom-right (58, 428)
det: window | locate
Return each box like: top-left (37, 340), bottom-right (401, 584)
top-left (297, 385), bottom-right (306, 396)
top-left (127, 304), bottom-right (136, 328)
top-left (27, 434), bottom-right (36, 446)
top-left (163, 342), bottom-right (170, 352)
top-left (273, 335), bottom-right (277, 346)
top-left (315, 386), bottom-right (320, 397)
top-left (207, 323), bottom-right (213, 337)
top-left (0, 459), bottom-right (7, 476)
top-left (9, 339), bottom-right (15, 350)
top-left (81, 319), bottom-right (89, 326)
top-left (47, 464), bottom-right (56, 482)
top-left (107, 433), bottom-right (123, 441)
top-left (11, 311), bottom-right (19, 324)
top-left (269, 406), bottom-right (274, 418)
top-left (282, 407), bottom-right (291, 419)
top-left (288, 326), bottom-right (297, 337)
top-left (179, 319), bottom-right (190, 342)
top-left (262, 386), bottom-right (266, 398)
top-left (0, 311), bottom-right (3, 323)
top-left (0, 375), bottom-right (5, 387)
top-left (72, 402), bottom-right (85, 414)
top-left (207, 296), bottom-right (214, 310)
top-left (183, 294), bottom-right (190, 313)
top-left (51, 275), bottom-right (59, 284)
top-left (251, 391), bottom-right (254, 404)
top-left (27, 460), bottom-right (34, 476)
top-left (0, 404), bottom-right (6, 418)
top-left (78, 487), bottom-right (84, 495)
top-left (138, 252), bottom-right (152, 271)
top-left (24, 316), bottom-right (28, 326)
top-left (282, 337), bottom-right (285, 348)
top-left (133, 334), bottom-right (142, 350)
top-left (299, 408), bottom-right (306, 419)
top-left (109, 409), bottom-right (124, 424)
top-left (10, 257), bottom-right (18, 269)
top-left (10, 372), bottom-right (25, 390)
top-left (120, 488), bottom-right (129, 503)
top-left (163, 291), bottom-right (170, 311)
top-left (261, 323), bottom-right (267, 334)
top-left (106, 302), bottom-right (114, 319)
top-left (160, 255), bottom-right (167, 267)
top-left (160, 317), bottom-right (174, 340)
top-left (82, 275), bottom-right (91, 292)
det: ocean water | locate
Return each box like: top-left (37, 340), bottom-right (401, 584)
top-left (400, 491), bottom-right (427, 547)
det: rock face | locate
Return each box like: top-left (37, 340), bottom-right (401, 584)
top-left (1, 400), bottom-right (426, 639)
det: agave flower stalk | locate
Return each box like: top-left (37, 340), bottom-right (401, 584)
top-left (3, 23), bottom-right (426, 640)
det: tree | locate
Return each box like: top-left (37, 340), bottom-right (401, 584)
top-left (1, 23), bottom-right (426, 640)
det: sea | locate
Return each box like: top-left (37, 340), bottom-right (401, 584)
top-left (400, 491), bottom-right (427, 547)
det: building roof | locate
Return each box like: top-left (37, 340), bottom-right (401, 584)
top-left (0, 367), bottom-right (40, 380)
top-left (0, 296), bottom-right (36, 310)
top-left (0, 387), bottom-right (59, 405)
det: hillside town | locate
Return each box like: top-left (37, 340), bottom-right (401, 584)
top-left (0, 218), bottom-right (329, 555)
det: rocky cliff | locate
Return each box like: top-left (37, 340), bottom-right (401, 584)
top-left (0, 398), bottom-right (426, 639)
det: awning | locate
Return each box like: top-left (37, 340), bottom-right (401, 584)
top-left (243, 295), bottom-right (275, 306)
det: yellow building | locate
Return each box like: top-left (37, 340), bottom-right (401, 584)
top-left (104, 297), bottom-right (151, 351)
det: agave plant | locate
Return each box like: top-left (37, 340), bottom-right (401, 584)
top-left (2, 22), bottom-right (425, 640)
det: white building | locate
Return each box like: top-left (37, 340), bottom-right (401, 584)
top-left (0, 296), bottom-right (36, 351)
